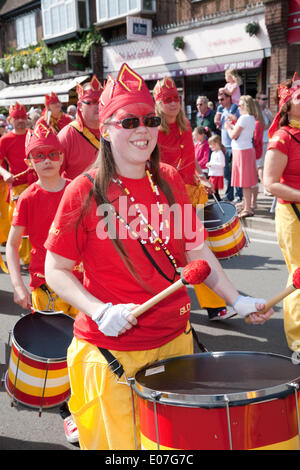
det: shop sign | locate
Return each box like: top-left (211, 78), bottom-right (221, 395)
top-left (288, 0), bottom-right (300, 43)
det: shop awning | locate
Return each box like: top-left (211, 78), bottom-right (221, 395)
top-left (0, 75), bottom-right (90, 107)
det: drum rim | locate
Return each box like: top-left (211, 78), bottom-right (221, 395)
top-left (204, 202), bottom-right (237, 231)
top-left (133, 351), bottom-right (300, 407)
top-left (11, 311), bottom-right (73, 362)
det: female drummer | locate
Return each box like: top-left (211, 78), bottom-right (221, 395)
top-left (44, 63), bottom-right (273, 450)
top-left (154, 77), bottom-right (232, 320)
top-left (263, 73), bottom-right (300, 352)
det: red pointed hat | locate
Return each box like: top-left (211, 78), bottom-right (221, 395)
top-left (25, 122), bottom-right (63, 157)
top-left (153, 77), bottom-right (179, 102)
top-left (76, 75), bottom-right (102, 131)
top-left (45, 92), bottom-right (60, 107)
top-left (98, 63), bottom-right (154, 124)
top-left (9, 102), bottom-right (27, 119)
top-left (269, 72), bottom-right (300, 138)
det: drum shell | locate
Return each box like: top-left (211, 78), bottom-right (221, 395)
top-left (204, 202), bottom-right (246, 259)
top-left (5, 311), bottom-right (74, 409)
top-left (134, 352), bottom-right (300, 450)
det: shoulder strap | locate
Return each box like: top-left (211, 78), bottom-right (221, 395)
top-left (291, 203), bottom-right (300, 221)
top-left (280, 128), bottom-right (300, 144)
top-left (70, 121), bottom-right (100, 150)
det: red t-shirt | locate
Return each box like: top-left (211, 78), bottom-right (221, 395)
top-left (57, 122), bottom-right (100, 180)
top-left (36, 113), bottom-right (73, 134)
top-left (45, 163), bottom-right (207, 351)
top-left (254, 120), bottom-right (264, 160)
top-left (267, 126), bottom-right (300, 204)
top-left (12, 180), bottom-right (71, 290)
top-left (158, 122), bottom-right (196, 185)
top-left (0, 131), bottom-right (27, 186)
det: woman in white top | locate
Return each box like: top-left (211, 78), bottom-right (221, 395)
top-left (225, 95), bottom-right (257, 218)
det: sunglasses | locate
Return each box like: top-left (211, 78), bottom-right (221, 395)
top-left (108, 115), bottom-right (161, 129)
top-left (29, 151), bottom-right (61, 163)
top-left (162, 95), bottom-right (180, 104)
top-left (82, 99), bottom-right (99, 105)
top-left (259, 97), bottom-right (268, 101)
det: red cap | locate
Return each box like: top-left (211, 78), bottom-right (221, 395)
top-left (9, 102), bottom-right (27, 120)
top-left (25, 122), bottom-right (63, 157)
top-left (98, 63), bottom-right (154, 124)
top-left (269, 72), bottom-right (300, 138)
top-left (153, 77), bottom-right (179, 102)
top-left (45, 92), bottom-right (60, 107)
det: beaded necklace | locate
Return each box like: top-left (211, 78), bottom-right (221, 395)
top-left (111, 161), bottom-right (178, 272)
top-left (290, 120), bottom-right (300, 130)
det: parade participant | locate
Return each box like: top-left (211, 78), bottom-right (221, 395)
top-left (154, 78), bottom-right (233, 321)
top-left (264, 72), bottom-right (300, 352)
top-left (44, 63), bottom-right (273, 450)
top-left (36, 92), bottom-right (72, 134)
top-left (0, 102), bottom-right (34, 265)
top-left (5, 122), bottom-right (80, 443)
top-left (0, 120), bottom-right (9, 273)
top-left (58, 76), bottom-right (102, 180)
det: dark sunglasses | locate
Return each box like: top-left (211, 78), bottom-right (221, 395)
top-left (108, 115), bottom-right (161, 129)
top-left (30, 151), bottom-right (61, 163)
top-left (82, 99), bottom-right (99, 105)
top-left (259, 97), bottom-right (268, 101)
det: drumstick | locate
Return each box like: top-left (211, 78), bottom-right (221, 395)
top-left (131, 259), bottom-right (211, 318)
top-left (212, 194), bottom-right (225, 214)
top-left (245, 267), bottom-right (300, 324)
top-left (12, 168), bottom-right (30, 180)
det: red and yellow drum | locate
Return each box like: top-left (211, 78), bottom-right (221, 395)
top-left (133, 352), bottom-right (300, 450)
top-left (5, 311), bottom-right (74, 414)
top-left (204, 202), bottom-right (246, 259)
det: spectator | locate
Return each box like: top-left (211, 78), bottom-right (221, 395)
top-left (195, 96), bottom-right (217, 133)
top-left (217, 89), bottom-right (242, 203)
top-left (206, 134), bottom-right (225, 201)
top-left (67, 104), bottom-right (77, 120)
top-left (221, 69), bottom-right (242, 105)
top-left (256, 92), bottom-right (273, 195)
top-left (193, 126), bottom-right (211, 176)
top-left (225, 95), bottom-right (257, 218)
top-left (250, 100), bottom-right (267, 210)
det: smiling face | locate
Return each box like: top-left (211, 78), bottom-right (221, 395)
top-left (103, 103), bottom-right (158, 177)
top-left (289, 85), bottom-right (300, 121)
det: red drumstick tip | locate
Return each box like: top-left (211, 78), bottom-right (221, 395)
top-left (182, 259), bottom-right (211, 285)
top-left (293, 267), bottom-right (300, 289)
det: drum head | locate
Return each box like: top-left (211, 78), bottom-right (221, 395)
top-left (134, 352), bottom-right (300, 406)
top-left (204, 202), bottom-right (237, 230)
top-left (13, 311), bottom-right (74, 360)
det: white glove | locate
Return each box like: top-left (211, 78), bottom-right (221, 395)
top-left (92, 303), bottom-right (135, 337)
top-left (231, 295), bottom-right (266, 318)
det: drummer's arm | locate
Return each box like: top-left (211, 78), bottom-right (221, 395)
top-left (0, 164), bottom-right (13, 183)
top-left (186, 243), bottom-right (274, 324)
top-left (45, 250), bottom-right (109, 319)
top-left (6, 225), bottom-right (31, 309)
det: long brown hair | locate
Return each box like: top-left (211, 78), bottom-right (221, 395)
top-left (278, 79), bottom-right (293, 128)
top-left (155, 102), bottom-right (189, 134)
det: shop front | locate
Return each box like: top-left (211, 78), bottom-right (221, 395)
top-left (102, 8), bottom-right (271, 126)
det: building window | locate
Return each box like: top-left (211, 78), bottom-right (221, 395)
top-left (16, 12), bottom-right (37, 49)
top-left (96, 0), bottom-right (155, 23)
top-left (41, 0), bottom-right (89, 40)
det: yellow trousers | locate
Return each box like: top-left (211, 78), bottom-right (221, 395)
top-left (9, 184), bottom-right (31, 265)
top-left (276, 203), bottom-right (300, 351)
top-left (67, 326), bottom-right (194, 450)
top-left (32, 284), bottom-right (78, 319)
top-left (0, 181), bottom-right (10, 244)
top-left (194, 283), bottom-right (226, 309)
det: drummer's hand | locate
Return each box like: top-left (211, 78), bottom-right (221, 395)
top-left (201, 179), bottom-right (215, 194)
top-left (92, 303), bottom-right (139, 337)
top-left (118, 304), bottom-right (140, 335)
top-left (247, 304), bottom-right (274, 325)
top-left (13, 285), bottom-right (32, 309)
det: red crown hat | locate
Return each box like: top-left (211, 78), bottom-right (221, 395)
top-left (25, 122), bottom-right (63, 157)
top-left (153, 77), bottom-right (179, 102)
top-left (9, 102), bottom-right (27, 119)
top-left (98, 63), bottom-right (154, 124)
top-left (269, 72), bottom-right (300, 138)
top-left (45, 92), bottom-right (60, 107)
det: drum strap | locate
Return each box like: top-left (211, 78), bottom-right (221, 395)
top-left (291, 203), bottom-right (300, 221)
top-left (97, 347), bottom-right (125, 379)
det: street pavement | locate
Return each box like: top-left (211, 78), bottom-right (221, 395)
top-left (0, 188), bottom-right (295, 450)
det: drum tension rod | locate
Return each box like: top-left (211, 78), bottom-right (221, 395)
top-left (289, 382), bottom-right (300, 447)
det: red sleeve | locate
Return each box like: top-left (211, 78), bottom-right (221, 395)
top-left (254, 121), bottom-right (264, 159)
top-left (12, 190), bottom-right (29, 228)
top-left (267, 128), bottom-right (290, 156)
top-left (44, 174), bottom-right (91, 260)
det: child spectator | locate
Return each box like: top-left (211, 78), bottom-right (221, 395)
top-left (222, 69), bottom-right (242, 105)
top-left (206, 134), bottom-right (226, 200)
top-left (193, 126), bottom-right (211, 175)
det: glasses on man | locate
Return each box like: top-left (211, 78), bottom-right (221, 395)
top-left (196, 102), bottom-right (205, 106)
top-left (107, 115), bottom-right (161, 129)
top-left (29, 151), bottom-right (61, 163)
top-left (259, 97), bottom-right (268, 101)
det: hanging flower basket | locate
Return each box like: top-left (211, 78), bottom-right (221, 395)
top-left (173, 36), bottom-right (185, 51)
top-left (245, 22), bottom-right (260, 37)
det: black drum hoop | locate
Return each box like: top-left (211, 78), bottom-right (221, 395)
top-left (133, 351), bottom-right (300, 409)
